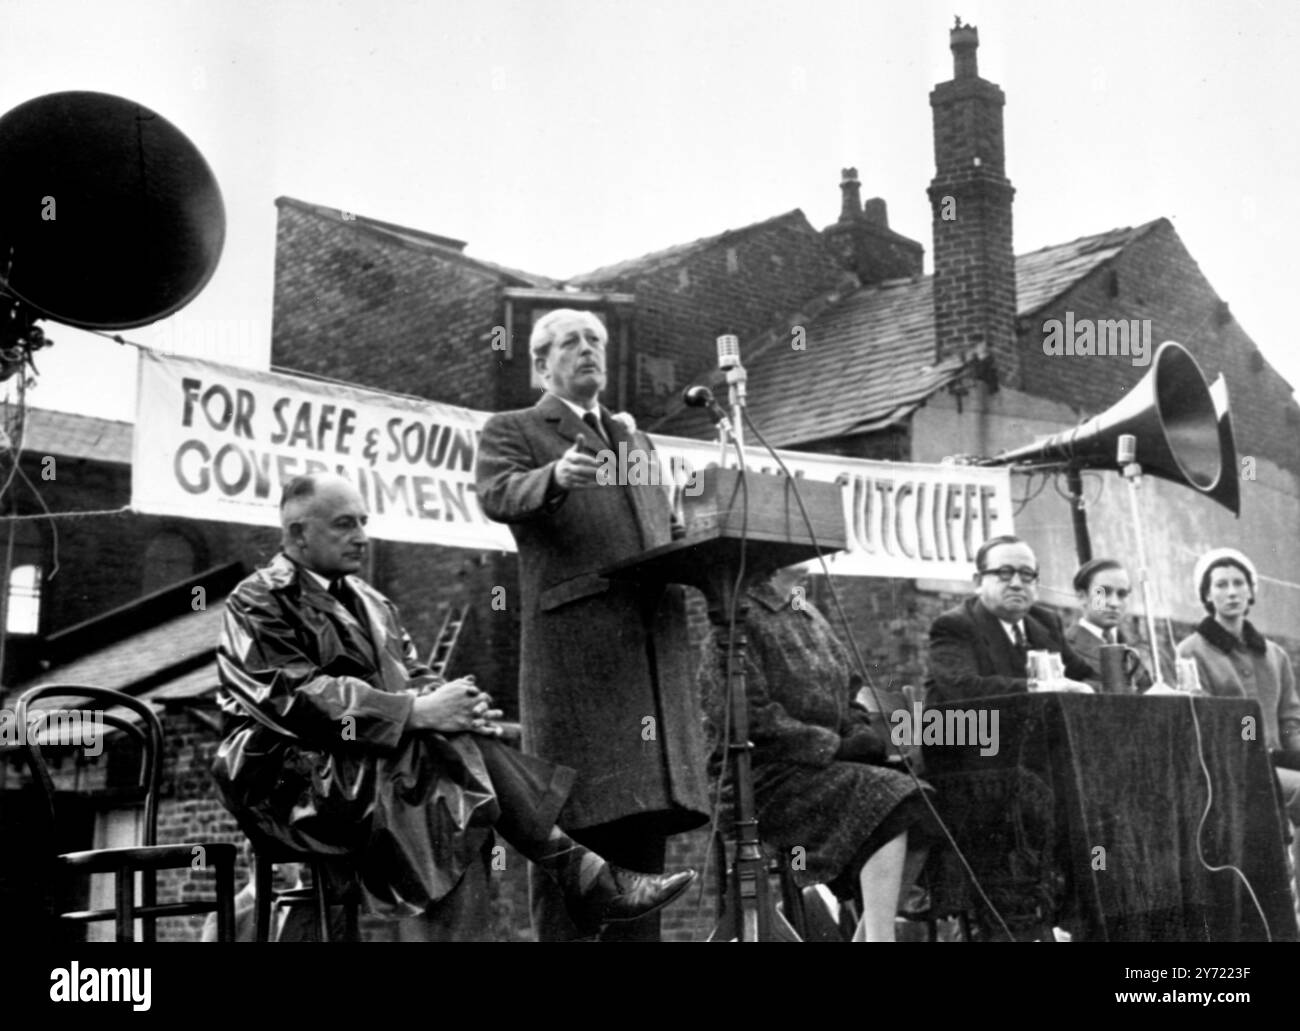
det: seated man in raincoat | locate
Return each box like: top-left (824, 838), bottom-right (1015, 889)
top-left (212, 473), bottom-right (694, 939)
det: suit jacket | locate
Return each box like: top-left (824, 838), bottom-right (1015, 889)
top-left (212, 553), bottom-right (499, 917)
top-left (475, 392), bottom-right (709, 832)
top-left (1063, 620), bottom-right (1154, 692)
top-left (925, 595), bottom-right (1097, 704)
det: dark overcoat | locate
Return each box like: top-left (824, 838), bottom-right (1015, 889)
top-left (212, 553), bottom-right (502, 917)
top-left (475, 393), bottom-right (709, 832)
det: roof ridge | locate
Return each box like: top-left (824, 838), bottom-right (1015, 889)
top-left (276, 195), bottom-right (469, 250)
top-left (568, 209), bottom-right (809, 284)
top-left (1018, 218), bottom-right (1165, 257)
top-left (24, 405), bottom-right (133, 429)
top-left (275, 195), bottom-right (558, 287)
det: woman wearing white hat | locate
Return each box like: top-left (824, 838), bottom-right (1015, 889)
top-left (1176, 549), bottom-right (1300, 884)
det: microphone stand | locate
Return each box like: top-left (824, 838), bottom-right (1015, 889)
top-left (1120, 454), bottom-right (1167, 689)
top-left (684, 375), bottom-right (799, 940)
top-left (710, 357), bottom-right (786, 941)
top-left (725, 360), bottom-right (747, 455)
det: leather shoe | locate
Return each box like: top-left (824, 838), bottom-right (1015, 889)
top-left (576, 865), bottom-right (697, 925)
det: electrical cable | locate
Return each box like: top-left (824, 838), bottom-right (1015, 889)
top-left (692, 430), bottom-right (750, 932)
top-left (1184, 685), bottom-right (1272, 940)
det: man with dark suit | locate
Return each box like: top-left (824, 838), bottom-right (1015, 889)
top-left (1064, 558), bottom-right (1154, 692)
top-left (475, 309), bottom-right (710, 941)
top-left (213, 472), bottom-right (693, 940)
top-left (926, 535), bottom-right (1097, 704)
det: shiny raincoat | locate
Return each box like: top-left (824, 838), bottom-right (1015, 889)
top-left (212, 553), bottom-right (498, 917)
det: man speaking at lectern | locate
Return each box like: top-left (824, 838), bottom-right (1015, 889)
top-left (476, 309), bottom-right (710, 941)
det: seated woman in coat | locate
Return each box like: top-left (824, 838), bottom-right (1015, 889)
top-left (1064, 557), bottom-right (1153, 692)
top-left (696, 563), bottom-right (935, 941)
top-left (1176, 548), bottom-right (1300, 828)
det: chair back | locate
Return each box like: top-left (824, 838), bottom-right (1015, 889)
top-left (14, 685), bottom-right (164, 847)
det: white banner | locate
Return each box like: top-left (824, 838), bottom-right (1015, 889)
top-left (133, 351), bottom-right (1012, 576)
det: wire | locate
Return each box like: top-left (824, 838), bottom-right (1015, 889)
top-left (741, 407), bottom-right (1016, 941)
top-left (0, 378), bottom-right (30, 678)
top-left (0, 506), bottom-right (130, 522)
top-left (83, 327), bottom-right (150, 351)
top-left (11, 459), bottom-right (61, 580)
top-left (1012, 470), bottom-right (1050, 516)
top-left (1184, 688), bottom-right (1272, 941)
top-left (1049, 469), bottom-right (1102, 507)
top-left (1122, 472), bottom-right (1270, 937)
top-left (0, 371), bottom-right (29, 505)
top-left (694, 428), bottom-right (750, 933)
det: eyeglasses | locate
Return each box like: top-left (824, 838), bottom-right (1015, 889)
top-left (980, 566), bottom-right (1040, 584)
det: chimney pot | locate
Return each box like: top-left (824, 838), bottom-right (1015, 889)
top-left (822, 167), bottom-right (923, 283)
top-left (950, 19), bottom-right (979, 79)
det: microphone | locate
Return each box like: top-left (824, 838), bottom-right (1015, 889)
top-left (716, 334), bottom-right (741, 370)
top-left (1116, 434), bottom-right (1137, 465)
top-left (683, 385), bottom-right (735, 437)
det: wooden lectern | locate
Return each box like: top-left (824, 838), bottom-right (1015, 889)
top-left (602, 466), bottom-right (848, 941)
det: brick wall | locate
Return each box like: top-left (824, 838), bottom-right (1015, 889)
top-left (577, 214), bottom-right (850, 422)
top-left (271, 200), bottom-right (505, 411)
top-left (152, 707), bottom-right (242, 942)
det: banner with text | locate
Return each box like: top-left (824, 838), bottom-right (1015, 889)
top-left (133, 351), bottom-right (1012, 577)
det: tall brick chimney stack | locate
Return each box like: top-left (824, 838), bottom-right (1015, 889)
top-left (927, 19), bottom-right (1017, 386)
top-left (823, 168), bottom-right (924, 286)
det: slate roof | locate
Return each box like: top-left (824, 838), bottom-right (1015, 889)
top-left (276, 196), bottom-right (558, 289)
top-left (7, 408), bottom-right (133, 465)
top-left (1015, 221), bottom-right (1160, 314)
top-left (569, 210), bottom-right (809, 285)
top-left (655, 221), bottom-right (1162, 447)
top-left (25, 605), bottom-right (223, 698)
top-left (7, 606), bottom-right (222, 747)
top-left (6, 565), bottom-right (247, 747)
top-left (736, 275), bottom-right (962, 446)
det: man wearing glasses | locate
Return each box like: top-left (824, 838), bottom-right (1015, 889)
top-left (926, 535), bottom-right (1097, 703)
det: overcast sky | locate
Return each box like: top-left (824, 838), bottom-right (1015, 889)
top-left (2, 0), bottom-right (1297, 423)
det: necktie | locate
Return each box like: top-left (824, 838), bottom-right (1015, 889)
top-left (330, 578), bottom-right (362, 624)
top-left (581, 410), bottom-right (607, 443)
top-left (1012, 622), bottom-right (1029, 671)
top-left (1107, 628), bottom-right (1118, 645)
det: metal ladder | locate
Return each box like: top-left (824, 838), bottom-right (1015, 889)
top-left (427, 605), bottom-right (468, 677)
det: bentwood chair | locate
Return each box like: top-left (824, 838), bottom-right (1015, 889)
top-left (15, 684), bottom-right (237, 942)
top-left (245, 834), bottom-right (361, 943)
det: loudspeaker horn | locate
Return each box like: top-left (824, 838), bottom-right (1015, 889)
top-left (1207, 374), bottom-right (1241, 516)
top-left (985, 341), bottom-right (1237, 513)
top-left (0, 91), bottom-right (225, 329)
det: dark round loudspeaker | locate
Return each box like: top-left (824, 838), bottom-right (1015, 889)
top-left (0, 91), bottom-right (225, 329)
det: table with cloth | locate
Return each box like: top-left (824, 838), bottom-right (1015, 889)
top-left (922, 693), bottom-right (1297, 941)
